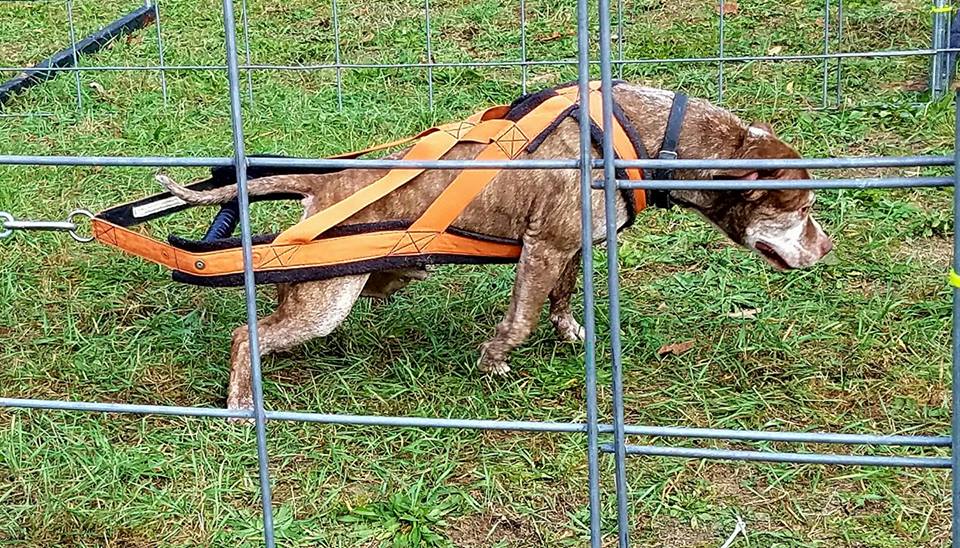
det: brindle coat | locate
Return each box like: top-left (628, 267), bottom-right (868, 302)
top-left (159, 84), bottom-right (833, 411)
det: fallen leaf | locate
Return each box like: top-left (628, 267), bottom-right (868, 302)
top-left (726, 308), bottom-right (760, 319)
top-left (88, 82), bottom-right (106, 95)
top-left (785, 81), bottom-right (795, 94)
top-left (767, 45), bottom-right (783, 56)
top-left (657, 340), bottom-right (694, 356)
top-left (903, 80), bottom-right (929, 92)
top-left (538, 31), bottom-right (563, 42)
top-left (126, 33), bottom-right (144, 46)
top-left (719, 0), bottom-right (738, 15)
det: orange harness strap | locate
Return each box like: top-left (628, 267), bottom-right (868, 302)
top-left (586, 92), bottom-right (647, 211)
top-left (325, 104), bottom-right (513, 160)
top-left (91, 82), bottom-right (645, 286)
top-left (409, 94), bottom-right (576, 234)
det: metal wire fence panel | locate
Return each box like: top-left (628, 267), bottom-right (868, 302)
top-left (0, 0), bottom-right (957, 545)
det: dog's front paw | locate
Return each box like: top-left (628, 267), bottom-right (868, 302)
top-left (478, 358), bottom-right (511, 376)
top-left (551, 313), bottom-right (586, 343)
top-left (477, 342), bottom-right (512, 376)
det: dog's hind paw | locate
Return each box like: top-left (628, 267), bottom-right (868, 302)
top-left (226, 393), bottom-right (255, 424)
top-left (551, 313), bottom-right (586, 343)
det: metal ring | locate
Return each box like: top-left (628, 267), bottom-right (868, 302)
top-left (66, 209), bottom-right (95, 243)
top-left (0, 211), bottom-right (13, 239)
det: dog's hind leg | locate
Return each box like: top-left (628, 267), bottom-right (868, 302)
top-left (276, 283), bottom-right (291, 306)
top-left (227, 274), bottom-right (370, 412)
top-left (548, 253), bottom-right (585, 343)
top-left (478, 239), bottom-right (574, 375)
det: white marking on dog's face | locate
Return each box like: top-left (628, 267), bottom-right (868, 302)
top-left (744, 199), bottom-right (832, 269)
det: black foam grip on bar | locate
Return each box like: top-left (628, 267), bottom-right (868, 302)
top-left (0, 4), bottom-right (156, 105)
top-left (203, 202), bottom-right (240, 241)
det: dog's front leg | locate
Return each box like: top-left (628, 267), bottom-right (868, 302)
top-left (548, 253), bottom-right (585, 343)
top-left (227, 274), bottom-right (370, 413)
top-left (478, 238), bottom-right (574, 375)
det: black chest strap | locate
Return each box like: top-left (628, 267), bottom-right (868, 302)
top-left (647, 92), bottom-right (688, 209)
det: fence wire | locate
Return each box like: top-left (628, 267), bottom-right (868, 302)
top-left (0, 0), bottom-right (958, 546)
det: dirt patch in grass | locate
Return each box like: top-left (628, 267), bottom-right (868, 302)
top-left (642, 515), bottom-right (717, 548)
top-left (446, 511), bottom-right (543, 547)
top-left (893, 237), bottom-right (952, 270)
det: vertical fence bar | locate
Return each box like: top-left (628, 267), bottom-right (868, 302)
top-left (240, 0), bottom-right (254, 104)
top-left (598, 0), bottom-right (630, 544)
top-left (952, 88), bottom-right (960, 548)
top-left (932, 0), bottom-right (949, 99)
top-left (616, 0), bottom-right (624, 79)
top-left (822, 0), bottom-right (831, 107)
top-left (221, 0), bottom-right (276, 545)
top-left (147, 0), bottom-right (169, 105)
top-left (717, 0), bottom-right (725, 103)
top-left (932, 0), bottom-right (942, 99)
top-left (424, 0), bottom-right (434, 111)
top-left (520, 0), bottom-right (527, 95)
top-left (835, 0), bottom-right (843, 106)
top-left (331, 0), bottom-right (343, 110)
top-left (576, 0), bottom-right (601, 544)
top-left (65, 0), bottom-right (83, 111)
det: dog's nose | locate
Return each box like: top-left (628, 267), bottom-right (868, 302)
top-left (819, 237), bottom-right (833, 257)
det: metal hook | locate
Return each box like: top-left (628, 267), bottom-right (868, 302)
top-left (0, 209), bottom-right (95, 243)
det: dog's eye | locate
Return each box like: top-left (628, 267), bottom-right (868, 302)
top-left (799, 205), bottom-right (811, 216)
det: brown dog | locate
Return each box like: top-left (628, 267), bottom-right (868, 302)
top-left (158, 83), bottom-right (832, 411)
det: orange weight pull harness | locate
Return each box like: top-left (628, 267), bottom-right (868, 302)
top-left (91, 81), bottom-right (682, 287)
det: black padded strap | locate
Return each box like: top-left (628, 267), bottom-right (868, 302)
top-left (649, 92), bottom-right (688, 209)
top-left (659, 93), bottom-right (688, 161)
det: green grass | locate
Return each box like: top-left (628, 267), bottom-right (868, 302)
top-left (0, 0), bottom-right (956, 545)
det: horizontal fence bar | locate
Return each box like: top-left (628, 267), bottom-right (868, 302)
top-left (614, 155), bottom-right (953, 170)
top-left (608, 444), bottom-right (952, 468)
top-left (0, 398), bottom-right (949, 446)
top-left (0, 154), bottom-right (950, 171)
top-left (0, 397), bottom-right (252, 418)
top-left (266, 410), bottom-right (584, 431)
top-left (615, 176), bottom-right (954, 191)
top-left (625, 425), bottom-right (950, 447)
top-left (2, 48), bottom-right (960, 74)
top-left (247, 157), bottom-right (579, 170)
top-left (618, 48), bottom-right (960, 65)
top-left (0, 155), bottom-right (233, 167)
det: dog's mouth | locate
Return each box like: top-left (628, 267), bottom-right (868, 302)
top-left (754, 241), bottom-right (790, 270)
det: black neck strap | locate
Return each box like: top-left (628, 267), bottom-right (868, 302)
top-left (646, 92), bottom-right (688, 209)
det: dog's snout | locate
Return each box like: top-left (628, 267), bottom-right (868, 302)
top-left (819, 237), bottom-right (833, 258)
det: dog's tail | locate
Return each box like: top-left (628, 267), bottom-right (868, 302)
top-left (155, 173), bottom-right (314, 205)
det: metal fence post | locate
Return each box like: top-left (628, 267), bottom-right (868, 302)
top-left (932, 0), bottom-right (952, 99)
top-left (951, 88), bottom-right (960, 547)
top-left (597, 0), bottom-right (631, 544)
top-left (221, 0), bottom-right (276, 545)
top-left (576, 0), bottom-right (602, 544)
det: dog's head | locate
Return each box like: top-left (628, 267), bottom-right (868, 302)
top-left (672, 122), bottom-right (833, 270)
